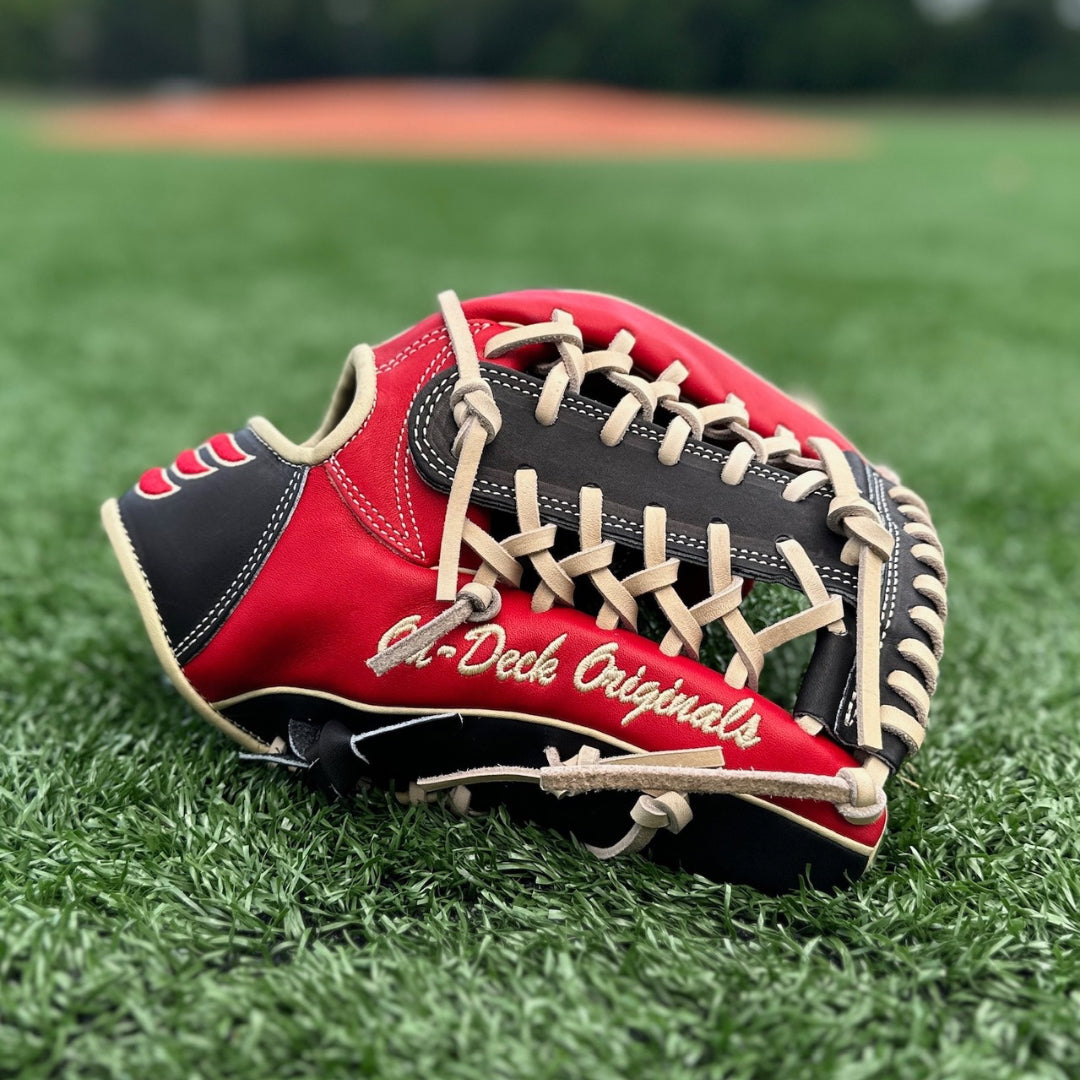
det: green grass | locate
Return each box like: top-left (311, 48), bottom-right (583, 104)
top-left (2, 109), bottom-right (1080, 1079)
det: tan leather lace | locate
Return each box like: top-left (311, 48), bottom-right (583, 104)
top-left (365, 291), bottom-right (946, 846)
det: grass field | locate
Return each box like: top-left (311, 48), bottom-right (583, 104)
top-left (1, 107), bottom-right (1079, 1079)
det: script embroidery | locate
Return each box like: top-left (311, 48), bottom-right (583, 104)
top-left (573, 643), bottom-right (760, 747)
top-left (458, 623), bottom-right (564, 686)
top-left (377, 617), bottom-right (761, 748)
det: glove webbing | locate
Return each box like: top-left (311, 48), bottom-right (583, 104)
top-left (367, 292), bottom-right (910, 764)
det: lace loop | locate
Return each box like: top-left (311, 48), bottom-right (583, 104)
top-left (366, 292), bottom-right (944, 785)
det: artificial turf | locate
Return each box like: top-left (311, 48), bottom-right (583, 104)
top-left (1, 107), bottom-right (1079, 1079)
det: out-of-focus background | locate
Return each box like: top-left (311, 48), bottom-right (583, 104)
top-left (4, 0), bottom-right (1080, 95)
top-left (3, 4), bottom-right (1080, 1080)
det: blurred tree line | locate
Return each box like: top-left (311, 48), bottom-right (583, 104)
top-left (2, 0), bottom-right (1080, 95)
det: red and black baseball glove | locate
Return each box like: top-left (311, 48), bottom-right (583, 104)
top-left (103, 289), bottom-right (946, 891)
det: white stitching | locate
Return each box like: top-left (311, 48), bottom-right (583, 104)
top-left (337, 320), bottom-right (489, 456)
top-left (377, 321), bottom-right (493, 374)
top-left (838, 465), bottom-right (908, 734)
top-left (872, 468), bottom-right (900, 637)
top-left (390, 341), bottom-right (473, 558)
top-left (377, 327), bottom-right (448, 374)
top-left (174, 468), bottom-right (305, 655)
top-left (333, 343), bottom-right (460, 557)
top-left (492, 367), bottom-right (832, 496)
top-left (394, 422), bottom-right (426, 561)
top-left (335, 375), bottom-right (378, 456)
top-left (249, 428), bottom-right (304, 469)
top-left (331, 327), bottom-right (494, 560)
top-left (328, 459), bottom-right (424, 558)
top-left (411, 370), bottom-right (857, 590)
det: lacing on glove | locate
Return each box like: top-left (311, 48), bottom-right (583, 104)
top-left (365, 290), bottom-right (946, 846)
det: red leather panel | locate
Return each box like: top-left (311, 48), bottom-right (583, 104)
top-left (174, 448), bottom-right (214, 477)
top-left (184, 466), bottom-right (885, 849)
top-left (136, 467), bottom-right (179, 498)
top-left (207, 432), bottom-right (254, 465)
top-left (463, 290), bottom-right (856, 455)
top-left (326, 315), bottom-right (510, 567)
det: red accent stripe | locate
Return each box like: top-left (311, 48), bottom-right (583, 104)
top-left (136, 467), bottom-right (179, 498)
top-left (174, 448), bottom-right (214, 477)
top-left (207, 433), bottom-right (252, 465)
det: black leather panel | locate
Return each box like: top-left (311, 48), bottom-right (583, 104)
top-left (118, 428), bottom-right (305, 665)
top-left (795, 453), bottom-right (935, 770)
top-left (223, 692), bottom-right (870, 893)
top-left (410, 365), bottom-right (858, 599)
top-left (410, 366), bottom-right (937, 774)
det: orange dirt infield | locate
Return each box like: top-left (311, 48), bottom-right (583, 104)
top-left (40, 80), bottom-right (862, 160)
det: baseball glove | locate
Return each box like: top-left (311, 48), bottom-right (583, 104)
top-left (103, 289), bottom-right (946, 892)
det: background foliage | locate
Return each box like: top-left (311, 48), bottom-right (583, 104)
top-left (3, 0), bottom-right (1080, 95)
